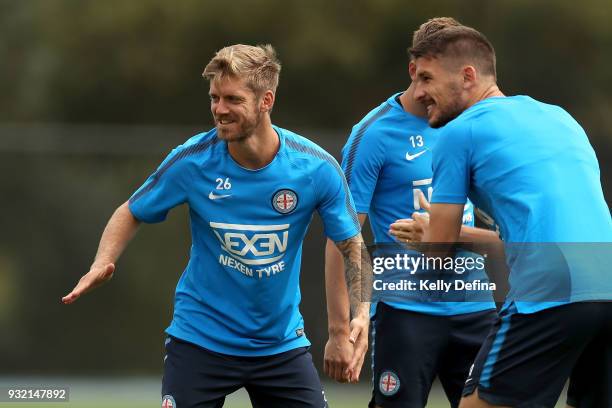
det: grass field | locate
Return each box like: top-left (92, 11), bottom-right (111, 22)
top-left (1, 378), bottom-right (568, 407)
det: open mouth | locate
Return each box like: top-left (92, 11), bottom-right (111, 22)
top-left (217, 118), bottom-right (235, 125)
top-left (426, 103), bottom-right (436, 116)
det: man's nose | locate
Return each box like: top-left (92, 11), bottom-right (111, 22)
top-left (214, 99), bottom-right (230, 115)
top-left (413, 84), bottom-right (426, 101)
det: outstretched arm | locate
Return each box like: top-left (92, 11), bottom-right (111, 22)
top-left (62, 201), bottom-right (141, 304)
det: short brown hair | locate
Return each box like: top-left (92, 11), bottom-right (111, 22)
top-left (410, 25), bottom-right (497, 79)
top-left (202, 44), bottom-right (281, 95)
top-left (412, 17), bottom-right (461, 46)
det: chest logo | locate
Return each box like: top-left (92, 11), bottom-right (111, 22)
top-left (272, 189), bottom-right (298, 214)
top-left (405, 149), bottom-right (428, 161)
top-left (209, 191), bottom-right (232, 200)
top-left (210, 222), bottom-right (290, 266)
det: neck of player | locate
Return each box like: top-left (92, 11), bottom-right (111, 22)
top-left (469, 83), bottom-right (505, 107)
top-left (227, 115), bottom-right (280, 170)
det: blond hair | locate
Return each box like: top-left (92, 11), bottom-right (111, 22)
top-left (202, 44), bottom-right (281, 95)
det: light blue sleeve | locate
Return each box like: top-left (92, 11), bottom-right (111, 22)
top-left (315, 158), bottom-right (361, 242)
top-left (128, 146), bottom-right (190, 223)
top-left (431, 121), bottom-right (472, 205)
top-left (341, 125), bottom-right (385, 214)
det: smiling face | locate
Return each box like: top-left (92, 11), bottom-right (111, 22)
top-left (209, 76), bottom-right (264, 142)
top-left (413, 56), bottom-right (469, 128)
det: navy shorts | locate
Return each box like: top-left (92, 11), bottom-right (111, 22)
top-left (369, 302), bottom-right (496, 408)
top-left (161, 336), bottom-right (328, 408)
top-left (463, 301), bottom-right (612, 407)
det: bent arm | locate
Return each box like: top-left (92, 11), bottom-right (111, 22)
top-left (459, 225), bottom-right (500, 244)
top-left (424, 203), bottom-right (464, 243)
top-left (62, 201), bottom-right (141, 304)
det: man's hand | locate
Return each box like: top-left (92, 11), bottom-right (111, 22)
top-left (61, 201), bottom-right (140, 305)
top-left (62, 263), bottom-right (115, 304)
top-left (389, 193), bottom-right (431, 243)
top-left (347, 311), bottom-right (369, 382)
top-left (324, 331), bottom-right (353, 383)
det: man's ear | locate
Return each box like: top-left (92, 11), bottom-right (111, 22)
top-left (463, 65), bottom-right (477, 88)
top-left (260, 90), bottom-right (275, 112)
top-left (408, 61), bottom-right (416, 81)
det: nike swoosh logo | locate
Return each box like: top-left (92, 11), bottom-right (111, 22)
top-left (405, 149), bottom-right (428, 161)
top-left (208, 191), bottom-right (232, 200)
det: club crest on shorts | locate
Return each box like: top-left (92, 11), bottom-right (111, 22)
top-left (379, 371), bottom-right (400, 396)
top-left (272, 189), bottom-right (298, 214)
top-left (162, 395), bottom-right (176, 408)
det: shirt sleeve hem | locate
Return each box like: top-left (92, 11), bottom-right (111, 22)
top-left (326, 227), bottom-right (361, 243)
top-left (430, 195), bottom-right (467, 205)
top-left (128, 200), bottom-right (165, 224)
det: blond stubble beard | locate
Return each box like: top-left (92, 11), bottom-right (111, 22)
top-left (216, 109), bottom-right (264, 142)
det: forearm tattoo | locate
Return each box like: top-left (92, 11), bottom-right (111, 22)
top-left (335, 234), bottom-right (372, 318)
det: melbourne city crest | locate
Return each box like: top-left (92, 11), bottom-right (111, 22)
top-left (272, 189), bottom-right (298, 214)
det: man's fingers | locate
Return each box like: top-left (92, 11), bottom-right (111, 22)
top-left (411, 211), bottom-right (429, 222)
top-left (62, 280), bottom-right (89, 304)
top-left (61, 292), bottom-right (78, 304)
top-left (389, 221), bottom-right (417, 241)
top-left (418, 190), bottom-right (431, 212)
top-left (390, 220), bottom-right (414, 231)
top-left (353, 354), bottom-right (366, 382)
top-left (62, 263), bottom-right (115, 305)
top-left (351, 338), bottom-right (368, 366)
top-left (324, 358), bottom-right (331, 377)
top-left (390, 222), bottom-right (420, 243)
top-left (334, 362), bottom-right (349, 382)
top-left (348, 324), bottom-right (362, 344)
top-left (348, 339), bottom-right (368, 381)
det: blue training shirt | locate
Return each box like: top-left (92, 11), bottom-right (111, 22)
top-left (129, 125), bottom-right (360, 356)
top-left (432, 95), bottom-right (612, 314)
top-left (342, 93), bottom-right (496, 316)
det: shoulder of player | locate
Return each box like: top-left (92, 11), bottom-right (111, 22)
top-left (348, 100), bottom-right (397, 142)
top-left (177, 128), bottom-right (219, 155)
top-left (434, 115), bottom-right (474, 149)
top-left (160, 128), bottom-right (220, 172)
top-left (280, 128), bottom-right (346, 186)
top-left (341, 100), bottom-right (402, 162)
top-left (281, 128), bottom-right (337, 164)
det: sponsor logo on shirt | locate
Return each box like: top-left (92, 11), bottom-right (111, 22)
top-left (210, 222), bottom-right (291, 278)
